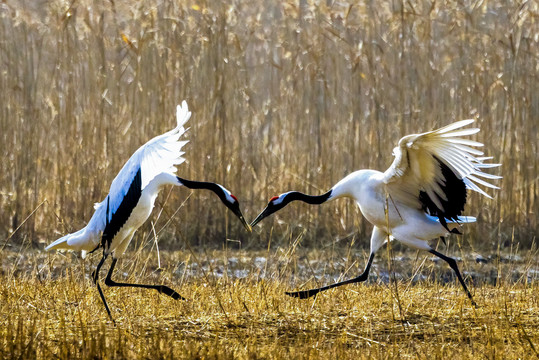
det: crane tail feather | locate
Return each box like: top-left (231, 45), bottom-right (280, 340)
top-left (45, 231), bottom-right (80, 251)
top-left (46, 227), bottom-right (99, 252)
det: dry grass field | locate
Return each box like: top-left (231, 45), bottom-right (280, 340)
top-left (1, 244), bottom-right (538, 359)
top-left (0, 0), bottom-right (538, 359)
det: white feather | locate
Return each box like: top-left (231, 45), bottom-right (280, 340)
top-left (47, 102), bottom-right (191, 255)
top-left (382, 119), bottom-right (500, 209)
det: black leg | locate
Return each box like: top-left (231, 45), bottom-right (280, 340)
top-left (92, 254), bottom-right (106, 282)
top-left (286, 253), bottom-right (375, 299)
top-left (429, 249), bottom-right (477, 307)
top-left (104, 258), bottom-right (185, 300)
top-left (91, 254), bottom-right (115, 322)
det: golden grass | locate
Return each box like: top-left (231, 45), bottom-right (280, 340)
top-left (1, 246), bottom-right (537, 359)
top-left (0, 0), bottom-right (537, 249)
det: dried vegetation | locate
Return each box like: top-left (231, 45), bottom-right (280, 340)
top-left (0, 0), bottom-right (537, 358)
top-left (0, 246), bottom-right (538, 359)
top-left (0, 0), bottom-right (537, 248)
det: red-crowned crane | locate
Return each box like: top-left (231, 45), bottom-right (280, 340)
top-left (46, 101), bottom-right (251, 321)
top-left (251, 120), bottom-right (500, 305)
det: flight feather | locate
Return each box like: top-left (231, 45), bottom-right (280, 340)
top-left (381, 119), bottom-right (501, 226)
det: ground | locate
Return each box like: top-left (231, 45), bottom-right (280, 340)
top-left (0, 245), bottom-right (537, 359)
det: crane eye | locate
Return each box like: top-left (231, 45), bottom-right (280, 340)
top-left (269, 196), bottom-right (279, 202)
top-left (230, 194), bottom-right (238, 202)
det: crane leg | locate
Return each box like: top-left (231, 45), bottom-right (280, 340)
top-left (104, 258), bottom-right (185, 300)
top-left (429, 249), bottom-right (477, 307)
top-left (286, 253), bottom-right (375, 299)
top-left (91, 254), bottom-right (115, 323)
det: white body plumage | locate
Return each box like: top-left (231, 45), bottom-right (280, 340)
top-left (251, 119), bottom-right (501, 301)
top-left (46, 101), bottom-right (249, 320)
top-left (256, 119), bottom-right (500, 252)
top-left (46, 102), bottom-right (192, 257)
top-left (329, 169), bottom-right (475, 252)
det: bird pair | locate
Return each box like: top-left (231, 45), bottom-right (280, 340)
top-left (47, 101), bottom-right (500, 321)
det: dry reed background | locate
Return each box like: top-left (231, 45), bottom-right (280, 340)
top-left (0, 0), bottom-right (537, 250)
top-left (0, 2), bottom-right (539, 357)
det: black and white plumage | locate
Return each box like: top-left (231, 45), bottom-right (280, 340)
top-left (251, 120), bottom-right (501, 303)
top-left (46, 101), bottom-right (250, 320)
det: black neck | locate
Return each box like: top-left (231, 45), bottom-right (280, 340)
top-left (287, 190), bottom-right (332, 205)
top-left (176, 176), bottom-right (226, 202)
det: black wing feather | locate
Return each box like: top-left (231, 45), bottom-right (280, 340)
top-left (419, 156), bottom-right (467, 232)
top-left (101, 167), bottom-right (143, 249)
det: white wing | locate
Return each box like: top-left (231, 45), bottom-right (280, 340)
top-left (47, 101), bottom-right (191, 253)
top-left (102, 101), bottom-right (191, 223)
top-left (381, 119), bottom-right (501, 214)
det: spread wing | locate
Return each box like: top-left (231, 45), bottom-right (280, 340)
top-left (48, 102), bottom-right (192, 254)
top-left (99, 101), bottom-right (191, 242)
top-left (381, 119), bottom-right (501, 226)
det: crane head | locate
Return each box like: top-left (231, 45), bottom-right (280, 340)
top-left (178, 177), bottom-right (252, 232)
top-left (250, 192), bottom-right (293, 227)
top-left (217, 187), bottom-right (251, 232)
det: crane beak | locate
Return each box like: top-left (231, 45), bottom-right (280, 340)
top-left (232, 208), bottom-right (251, 232)
top-left (239, 214), bottom-right (252, 232)
top-left (250, 206), bottom-right (272, 228)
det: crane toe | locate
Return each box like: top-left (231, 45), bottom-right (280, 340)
top-left (158, 285), bottom-right (186, 300)
top-left (285, 289), bottom-right (318, 299)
